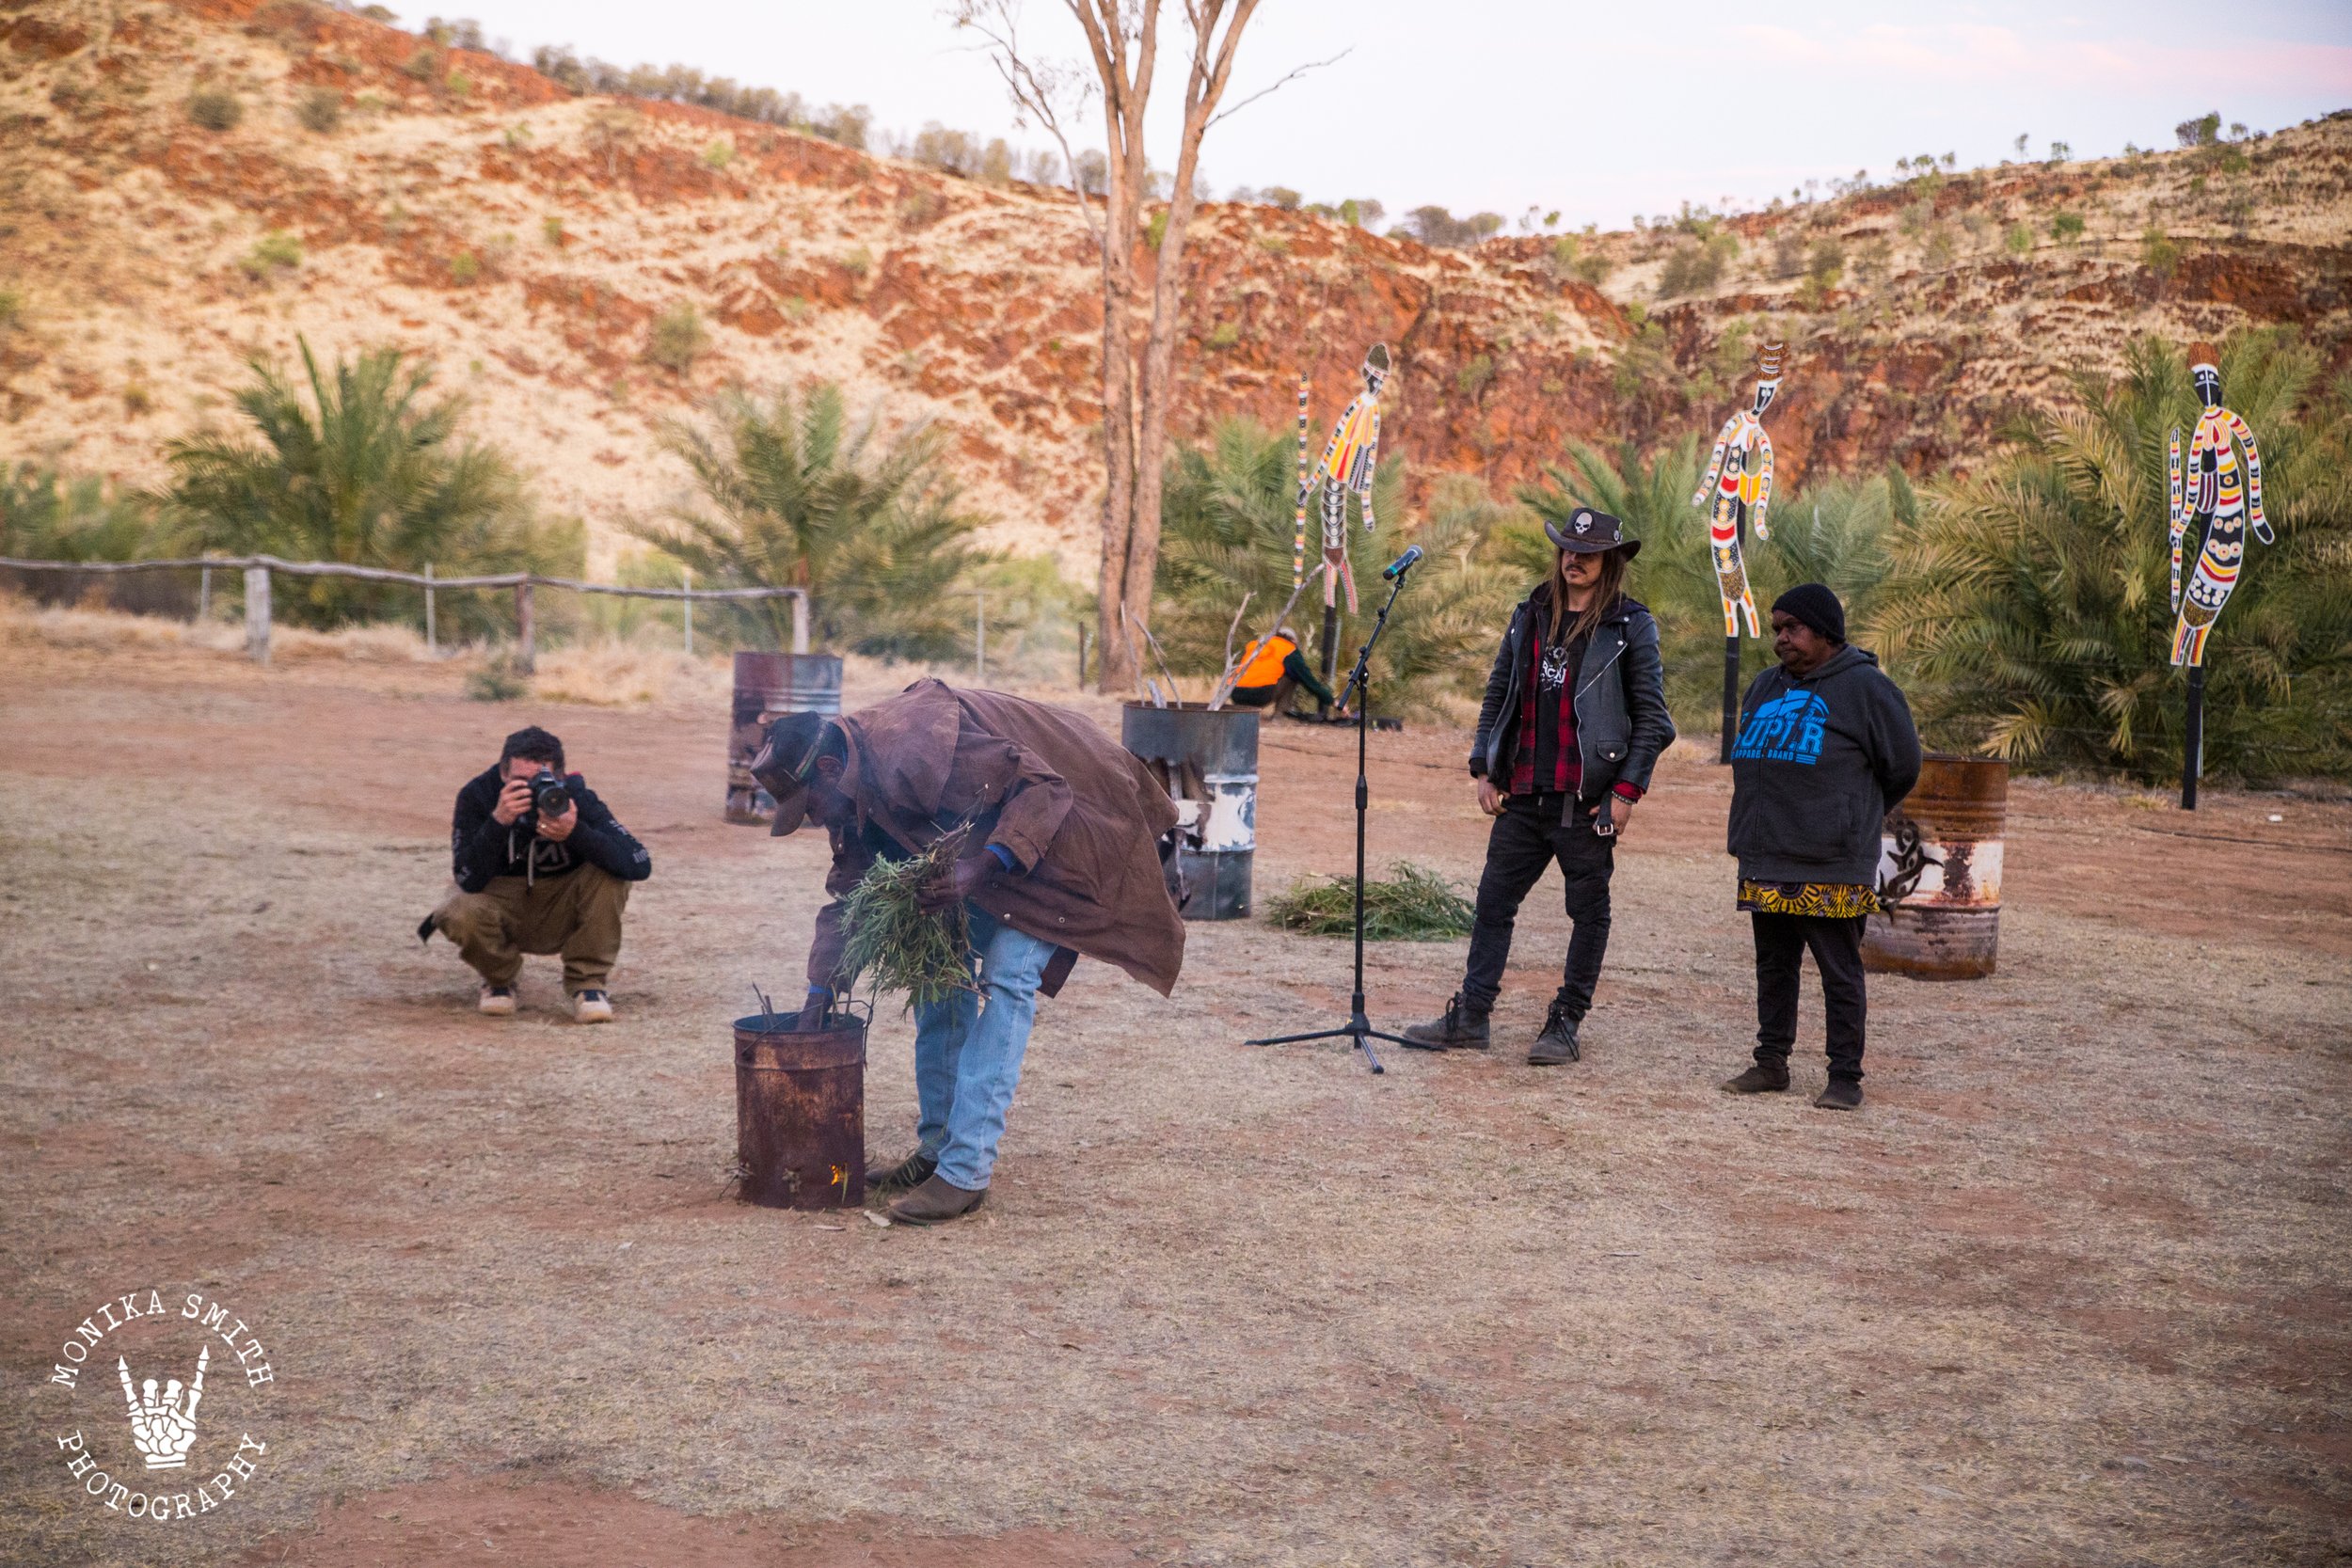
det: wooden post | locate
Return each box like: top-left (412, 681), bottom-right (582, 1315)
top-left (514, 580), bottom-right (535, 674)
top-left (1077, 624), bottom-right (1089, 688)
top-left (423, 562), bottom-right (437, 655)
top-left (1721, 635), bottom-right (1740, 764)
top-left (243, 566), bottom-right (271, 665)
top-left (197, 562), bottom-right (213, 623)
top-left (683, 566), bottom-right (694, 657)
top-left (789, 591), bottom-right (808, 655)
top-left (2181, 665), bottom-right (2205, 811)
top-left (975, 591), bottom-right (985, 682)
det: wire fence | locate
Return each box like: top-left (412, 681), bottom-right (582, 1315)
top-left (0, 554), bottom-right (810, 671)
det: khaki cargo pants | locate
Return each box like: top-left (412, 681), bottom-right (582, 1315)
top-left (432, 866), bottom-right (630, 993)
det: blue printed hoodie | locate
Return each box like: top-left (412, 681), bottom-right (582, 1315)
top-left (1726, 644), bottom-right (1923, 888)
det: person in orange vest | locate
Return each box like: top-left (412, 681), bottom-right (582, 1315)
top-left (1228, 626), bottom-right (1338, 717)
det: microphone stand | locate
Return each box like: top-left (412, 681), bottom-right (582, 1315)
top-left (1247, 562), bottom-right (1418, 1073)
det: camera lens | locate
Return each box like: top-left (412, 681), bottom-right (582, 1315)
top-left (532, 769), bottom-right (569, 815)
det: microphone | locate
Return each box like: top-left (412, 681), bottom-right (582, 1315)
top-left (1381, 546), bottom-right (1423, 580)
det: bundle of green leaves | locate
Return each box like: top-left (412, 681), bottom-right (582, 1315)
top-left (1264, 862), bottom-right (1475, 941)
top-left (837, 832), bottom-right (977, 1010)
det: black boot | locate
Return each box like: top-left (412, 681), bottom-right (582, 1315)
top-left (866, 1147), bottom-right (937, 1195)
top-left (1527, 1000), bottom-right (1581, 1066)
top-left (1813, 1077), bottom-right (1864, 1111)
top-left (1400, 993), bottom-right (1488, 1052)
top-left (1720, 1060), bottom-right (1790, 1094)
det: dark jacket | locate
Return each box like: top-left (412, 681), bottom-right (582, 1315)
top-left (1471, 590), bottom-right (1676, 815)
top-left (807, 680), bottom-right (1184, 996)
top-left (450, 766), bottom-right (653, 893)
top-left (1726, 645), bottom-right (1922, 886)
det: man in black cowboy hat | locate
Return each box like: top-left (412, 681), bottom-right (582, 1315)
top-left (1403, 506), bottom-right (1676, 1064)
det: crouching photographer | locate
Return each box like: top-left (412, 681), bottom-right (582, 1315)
top-left (421, 726), bottom-right (652, 1022)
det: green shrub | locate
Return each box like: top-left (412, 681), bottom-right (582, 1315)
top-left (541, 214), bottom-right (564, 245)
top-left (239, 230), bottom-right (303, 279)
top-left (2050, 212), bottom-right (2086, 243)
top-left (841, 245), bottom-right (872, 277)
top-left (628, 380), bottom-right (992, 660)
top-left (0, 289), bottom-right (23, 328)
top-left (703, 138), bottom-right (735, 169)
top-left (163, 338), bottom-right (580, 633)
top-left (647, 302), bottom-right (707, 373)
top-left (2141, 226), bottom-right (2181, 279)
top-left (1204, 320), bottom-right (1239, 351)
top-left (467, 659), bottom-right (527, 702)
top-left (449, 250), bottom-right (480, 285)
top-left (187, 89), bottom-right (242, 131)
top-left (444, 71), bottom-right (472, 97)
top-left (296, 87), bottom-right (342, 133)
top-left (2003, 221), bottom-right (2033, 256)
top-left (1, 464), bottom-right (179, 564)
top-left (1455, 354), bottom-right (1496, 397)
top-left (1658, 232), bottom-right (1738, 298)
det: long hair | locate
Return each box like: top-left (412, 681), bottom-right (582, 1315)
top-left (1543, 546), bottom-right (1629, 647)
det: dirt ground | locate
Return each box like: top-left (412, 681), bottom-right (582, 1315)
top-left (3, 634), bottom-right (2348, 1568)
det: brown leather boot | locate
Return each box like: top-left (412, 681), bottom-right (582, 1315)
top-left (888, 1174), bottom-right (988, 1226)
top-left (1720, 1061), bottom-right (1790, 1094)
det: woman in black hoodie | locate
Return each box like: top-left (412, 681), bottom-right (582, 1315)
top-left (1722, 583), bottom-right (1921, 1109)
top-left (1402, 506), bottom-right (1675, 1065)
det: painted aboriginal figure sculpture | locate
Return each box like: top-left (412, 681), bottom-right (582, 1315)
top-left (1692, 341), bottom-right (1787, 637)
top-left (1292, 343), bottom-right (1390, 615)
top-left (2168, 342), bottom-right (2269, 668)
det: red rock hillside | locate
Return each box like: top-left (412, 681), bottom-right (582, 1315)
top-left (4, 0), bottom-right (2348, 575)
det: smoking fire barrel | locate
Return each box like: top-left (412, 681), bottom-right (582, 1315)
top-left (734, 1011), bottom-right (866, 1210)
top-left (725, 651), bottom-right (844, 823)
top-left (1863, 753), bottom-right (2010, 980)
top-left (1121, 702), bottom-right (1260, 921)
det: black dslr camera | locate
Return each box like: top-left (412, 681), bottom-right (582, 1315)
top-left (528, 768), bottom-right (570, 817)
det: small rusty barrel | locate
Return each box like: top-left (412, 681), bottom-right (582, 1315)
top-left (726, 652), bottom-right (844, 823)
top-left (1121, 702), bottom-right (1260, 920)
top-left (734, 1012), bottom-right (866, 1209)
top-left (1864, 754), bottom-right (2010, 980)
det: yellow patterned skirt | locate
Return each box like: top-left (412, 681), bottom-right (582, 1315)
top-left (1738, 880), bottom-right (1883, 918)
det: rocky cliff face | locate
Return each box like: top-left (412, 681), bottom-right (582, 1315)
top-left (5, 0), bottom-right (2347, 576)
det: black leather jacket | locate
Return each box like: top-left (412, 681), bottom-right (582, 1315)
top-left (1470, 591), bottom-right (1676, 816)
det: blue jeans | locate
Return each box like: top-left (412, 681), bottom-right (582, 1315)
top-left (911, 907), bottom-right (1055, 1191)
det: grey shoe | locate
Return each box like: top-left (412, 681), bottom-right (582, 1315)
top-left (1721, 1061), bottom-right (1790, 1094)
top-left (1528, 1001), bottom-right (1581, 1065)
top-left (1400, 993), bottom-right (1489, 1052)
top-left (866, 1147), bottom-right (938, 1196)
top-left (1814, 1078), bottom-right (1864, 1111)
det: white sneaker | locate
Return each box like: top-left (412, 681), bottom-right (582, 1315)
top-left (572, 989), bottom-right (614, 1024)
top-left (478, 984), bottom-right (516, 1017)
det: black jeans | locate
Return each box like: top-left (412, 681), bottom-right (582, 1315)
top-left (1751, 913), bottom-right (1867, 1081)
top-left (1461, 792), bottom-right (1614, 1019)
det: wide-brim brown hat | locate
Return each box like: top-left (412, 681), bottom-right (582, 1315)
top-left (750, 711), bottom-right (834, 836)
top-left (1543, 505), bottom-right (1641, 559)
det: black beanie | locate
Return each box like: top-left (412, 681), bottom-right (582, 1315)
top-left (1772, 583), bottom-right (1846, 643)
top-left (500, 725), bottom-right (565, 771)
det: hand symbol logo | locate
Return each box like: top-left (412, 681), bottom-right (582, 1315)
top-left (117, 1346), bottom-right (208, 1470)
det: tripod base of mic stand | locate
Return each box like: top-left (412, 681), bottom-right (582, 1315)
top-left (1246, 1012), bottom-right (1416, 1074)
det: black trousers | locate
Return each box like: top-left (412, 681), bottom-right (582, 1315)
top-left (1751, 913), bottom-right (1867, 1081)
top-left (1461, 793), bottom-right (1614, 1019)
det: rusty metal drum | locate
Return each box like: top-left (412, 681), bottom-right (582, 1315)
top-left (726, 651), bottom-right (843, 823)
top-left (1863, 754), bottom-right (2010, 980)
top-left (734, 1012), bottom-right (866, 1210)
top-left (1122, 702), bottom-right (1260, 920)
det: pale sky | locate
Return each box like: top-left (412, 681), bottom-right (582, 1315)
top-left (436, 1), bottom-right (2352, 227)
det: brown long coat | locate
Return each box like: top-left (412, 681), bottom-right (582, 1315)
top-left (805, 680), bottom-right (1184, 997)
